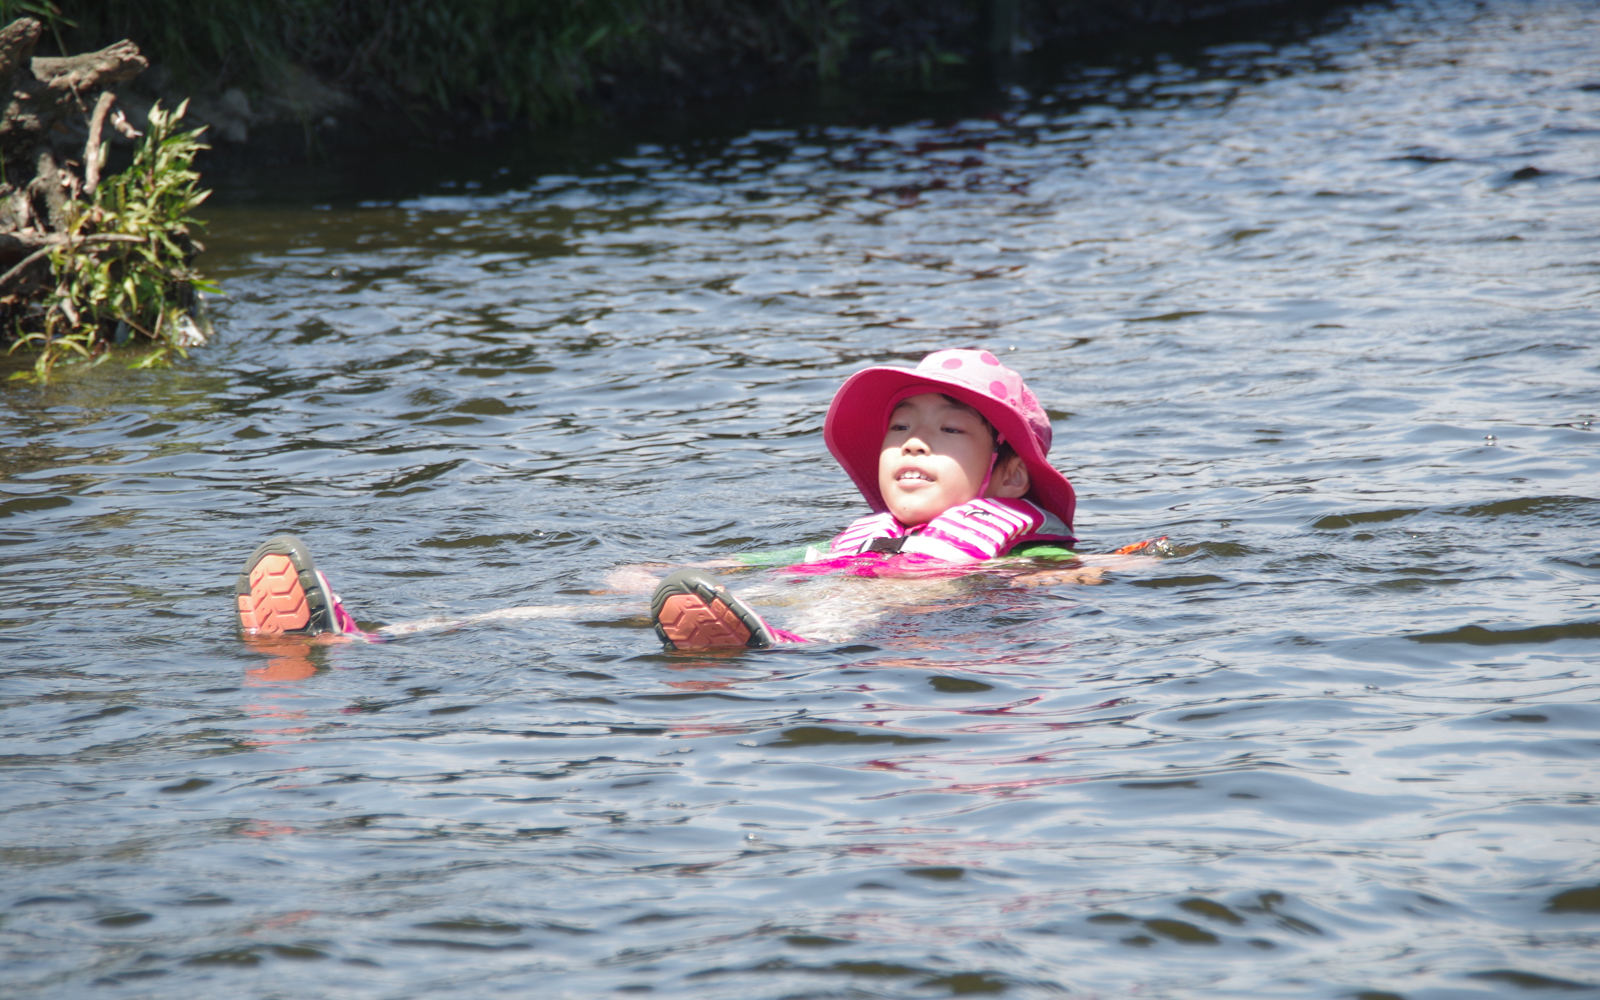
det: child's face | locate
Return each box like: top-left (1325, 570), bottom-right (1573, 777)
top-left (877, 393), bottom-right (997, 525)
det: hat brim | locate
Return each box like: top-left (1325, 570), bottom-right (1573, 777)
top-left (823, 366), bottom-right (1076, 530)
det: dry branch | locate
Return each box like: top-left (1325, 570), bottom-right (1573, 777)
top-left (0, 231), bottom-right (143, 252)
top-left (1, 20), bottom-right (147, 263)
top-left (2, 27), bottom-right (148, 160)
top-left (0, 18), bottom-right (153, 306)
top-left (0, 232), bottom-right (147, 291)
top-left (33, 40), bottom-right (148, 94)
top-left (0, 17), bottom-right (38, 80)
top-left (84, 91), bottom-right (117, 194)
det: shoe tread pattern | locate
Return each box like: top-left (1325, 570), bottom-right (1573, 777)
top-left (656, 592), bottom-right (752, 649)
top-left (237, 554), bottom-right (310, 634)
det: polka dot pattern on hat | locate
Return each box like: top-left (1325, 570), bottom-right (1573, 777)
top-left (823, 346), bottom-right (1075, 530)
top-left (909, 349), bottom-right (1053, 452)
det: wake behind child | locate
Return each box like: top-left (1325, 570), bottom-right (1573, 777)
top-left (233, 349), bottom-right (1159, 651)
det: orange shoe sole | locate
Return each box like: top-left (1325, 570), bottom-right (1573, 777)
top-left (234, 535), bottom-right (335, 636)
top-left (651, 570), bottom-right (773, 651)
top-left (237, 553), bottom-right (311, 633)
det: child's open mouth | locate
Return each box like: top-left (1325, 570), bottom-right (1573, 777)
top-left (896, 469), bottom-right (934, 483)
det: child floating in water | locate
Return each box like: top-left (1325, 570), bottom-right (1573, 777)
top-left (233, 349), bottom-right (1157, 650)
top-left (649, 348), bottom-right (1083, 649)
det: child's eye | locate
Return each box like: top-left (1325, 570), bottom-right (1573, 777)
top-left (941, 425), bottom-right (966, 434)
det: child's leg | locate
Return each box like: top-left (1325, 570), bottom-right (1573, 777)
top-left (236, 540), bottom-right (808, 649)
top-left (374, 601), bottom-right (638, 639)
top-left (766, 625), bottom-right (809, 644)
top-left (235, 534), bottom-right (371, 640)
top-left (651, 569), bottom-right (802, 650)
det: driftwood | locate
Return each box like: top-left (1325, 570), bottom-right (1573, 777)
top-left (82, 90), bottom-right (117, 194)
top-left (0, 17), bottom-right (149, 297)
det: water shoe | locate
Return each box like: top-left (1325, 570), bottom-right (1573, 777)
top-left (235, 534), bottom-right (343, 636)
top-left (1112, 536), bottom-right (1170, 556)
top-left (651, 569), bottom-right (777, 651)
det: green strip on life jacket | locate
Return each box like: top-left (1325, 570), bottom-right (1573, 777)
top-left (1002, 541), bottom-right (1080, 561)
top-left (731, 545), bottom-right (814, 567)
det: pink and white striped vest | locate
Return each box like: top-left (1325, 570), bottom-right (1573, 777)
top-left (829, 498), bottom-right (1074, 564)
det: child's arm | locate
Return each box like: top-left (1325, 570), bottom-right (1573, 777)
top-left (1007, 537), bottom-right (1168, 587)
top-left (1011, 564), bottom-right (1109, 586)
top-left (726, 545), bottom-right (815, 567)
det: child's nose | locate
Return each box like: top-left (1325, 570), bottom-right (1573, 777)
top-left (901, 436), bottom-right (929, 454)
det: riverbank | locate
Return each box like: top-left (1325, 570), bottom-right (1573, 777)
top-left (31, 0), bottom-right (1354, 173)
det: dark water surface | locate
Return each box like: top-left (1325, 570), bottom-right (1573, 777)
top-left (4, 1), bottom-right (1599, 997)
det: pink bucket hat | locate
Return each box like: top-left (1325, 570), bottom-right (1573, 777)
top-left (823, 349), bottom-right (1076, 529)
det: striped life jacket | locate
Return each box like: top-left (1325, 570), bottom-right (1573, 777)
top-left (829, 498), bottom-right (1075, 563)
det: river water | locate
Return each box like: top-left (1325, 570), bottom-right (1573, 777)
top-left (4, 0), bottom-right (1598, 996)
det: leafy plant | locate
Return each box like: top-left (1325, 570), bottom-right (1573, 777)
top-left (7, 100), bottom-right (217, 382)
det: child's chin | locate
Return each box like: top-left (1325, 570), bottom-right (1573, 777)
top-left (887, 502), bottom-right (940, 527)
